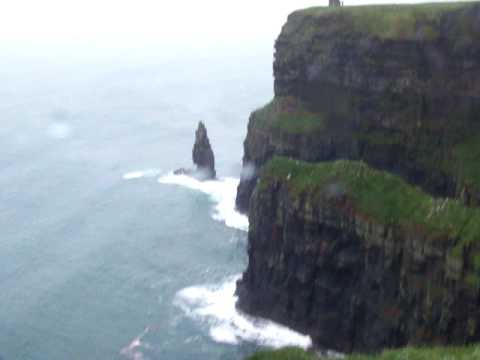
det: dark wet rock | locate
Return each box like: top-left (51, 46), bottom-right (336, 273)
top-left (173, 168), bottom-right (192, 176)
top-left (193, 121), bottom-right (216, 179)
top-left (174, 121), bottom-right (216, 180)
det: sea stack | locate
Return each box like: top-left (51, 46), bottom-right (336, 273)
top-left (192, 121), bottom-right (216, 179)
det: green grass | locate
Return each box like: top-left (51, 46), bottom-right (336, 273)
top-left (247, 347), bottom-right (317, 360)
top-left (260, 157), bottom-right (480, 264)
top-left (253, 97), bottom-right (325, 134)
top-left (295, 2), bottom-right (477, 40)
top-left (451, 135), bottom-right (480, 190)
top-left (246, 346), bottom-right (480, 360)
top-left (415, 134), bottom-right (480, 195)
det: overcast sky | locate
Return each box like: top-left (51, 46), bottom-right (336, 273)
top-left (0, 0), bottom-right (472, 57)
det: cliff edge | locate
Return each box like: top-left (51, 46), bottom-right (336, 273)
top-left (237, 157), bottom-right (480, 352)
top-left (236, 2), bottom-right (480, 353)
top-left (236, 2), bottom-right (480, 213)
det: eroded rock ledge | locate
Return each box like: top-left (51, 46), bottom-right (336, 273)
top-left (236, 157), bottom-right (480, 352)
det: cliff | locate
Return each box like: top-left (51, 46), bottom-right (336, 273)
top-left (236, 2), bottom-right (480, 213)
top-left (236, 2), bottom-right (480, 354)
top-left (237, 157), bottom-right (480, 352)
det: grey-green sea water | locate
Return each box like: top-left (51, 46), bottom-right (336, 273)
top-left (0, 50), bottom-right (311, 360)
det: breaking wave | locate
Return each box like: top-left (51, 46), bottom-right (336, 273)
top-left (174, 275), bottom-right (312, 349)
top-left (158, 172), bottom-right (248, 232)
top-left (123, 169), bottom-right (162, 180)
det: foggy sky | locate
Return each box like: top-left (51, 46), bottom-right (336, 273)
top-left (1, 0), bottom-right (473, 57)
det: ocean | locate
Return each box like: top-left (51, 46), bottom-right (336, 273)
top-left (0, 49), bottom-right (311, 360)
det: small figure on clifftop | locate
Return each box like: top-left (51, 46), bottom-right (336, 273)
top-left (174, 121), bottom-right (216, 180)
top-left (192, 121), bottom-right (216, 179)
top-left (329, 0), bottom-right (342, 7)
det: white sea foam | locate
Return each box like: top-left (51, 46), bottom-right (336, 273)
top-left (120, 327), bottom-right (150, 360)
top-left (123, 169), bottom-right (161, 180)
top-left (174, 275), bottom-right (312, 349)
top-left (158, 173), bottom-right (249, 231)
top-left (150, 172), bottom-right (309, 348)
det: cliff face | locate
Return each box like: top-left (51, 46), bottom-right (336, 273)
top-left (237, 158), bottom-right (480, 352)
top-left (236, 2), bottom-right (480, 353)
top-left (236, 2), bottom-right (480, 213)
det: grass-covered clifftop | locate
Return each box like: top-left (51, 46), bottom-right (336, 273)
top-left (289, 2), bottom-right (478, 40)
top-left (238, 156), bottom-right (480, 351)
top-left (261, 157), bottom-right (480, 253)
top-left (254, 97), bottom-right (325, 134)
top-left (260, 156), bottom-right (480, 285)
top-left (246, 346), bottom-right (480, 360)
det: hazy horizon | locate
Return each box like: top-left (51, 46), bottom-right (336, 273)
top-left (1, 0), bottom-right (475, 60)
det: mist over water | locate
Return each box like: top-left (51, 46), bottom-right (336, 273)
top-left (0, 44), bottom-right (314, 360)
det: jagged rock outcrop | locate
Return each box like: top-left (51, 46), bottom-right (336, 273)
top-left (237, 157), bottom-right (480, 353)
top-left (236, 2), bottom-right (480, 213)
top-left (193, 121), bottom-right (216, 179)
top-left (174, 121), bottom-right (216, 179)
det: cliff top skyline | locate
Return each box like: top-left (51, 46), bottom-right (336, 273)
top-left (0, 0), bottom-right (475, 59)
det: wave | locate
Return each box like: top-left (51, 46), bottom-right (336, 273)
top-left (174, 275), bottom-right (312, 349)
top-left (158, 172), bottom-right (248, 232)
top-left (123, 169), bottom-right (161, 180)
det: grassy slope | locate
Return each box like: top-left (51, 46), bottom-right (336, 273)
top-left (254, 97), bottom-right (480, 192)
top-left (296, 2), bottom-right (478, 40)
top-left (254, 97), bottom-right (326, 134)
top-left (262, 157), bottom-right (480, 245)
top-left (260, 157), bottom-right (480, 283)
top-left (246, 346), bottom-right (480, 360)
top-left (448, 135), bottom-right (480, 191)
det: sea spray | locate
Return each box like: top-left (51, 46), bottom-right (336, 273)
top-left (174, 275), bottom-right (312, 349)
top-left (123, 169), bottom-right (162, 180)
